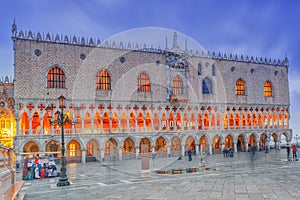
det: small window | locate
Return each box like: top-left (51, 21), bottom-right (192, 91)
top-left (250, 68), bottom-right (255, 74)
top-left (264, 81), bottom-right (272, 97)
top-left (212, 65), bottom-right (216, 76)
top-left (198, 63), bottom-right (202, 75)
top-left (236, 79), bottom-right (245, 95)
top-left (231, 67), bottom-right (236, 73)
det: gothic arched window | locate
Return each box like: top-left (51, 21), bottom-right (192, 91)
top-left (172, 76), bottom-right (183, 95)
top-left (96, 69), bottom-right (111, 90)
top-left (264, 81), bottom-right (272, 97)
top-left (202, 78), bottom-right (212, 94)
top-left (212, 65), bottom-right (216, 76)
top-left (137, 73), bottom-right (151, 92)
top-left (47, 66), bottom-right (66, 88)
top-left (235, 79), bottom-right (245, 95)
top-left (198, 63), bottom-right (202, 75)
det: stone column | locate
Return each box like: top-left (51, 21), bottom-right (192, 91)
top-left (91, 112), bottom-right (94, 134)
top-left (81, 115), bottom-right (85, 134)
top-left (209, 144), bottom-right (213, 155)
top-left (118, 146), bottom-right (123, 160)
top-left (81, 149), bottom-right (86, 163)
top-left (40, 115), bottom-right (43, 135)
top-left (72, 122), bottom-right (75, 135)
top-left (181, 144), bottom-right (185, 157)
top-left (135, 147), bottom-right (139, 159)
top-left (245, 141), bottom-right (249, 152)
top-left (29, 116), bottom-right (33, 135)
top-left (167, 145), bottom-right (171, 157)
top-left (234, 141), bottom-right (237, 153)
top-left (276, 141), bottom-right (280, 150)
top-left (256, 142), bottom-right (260, 151)
top-left (152, 146), bottom-right (155, 155)
top-left (195, 143), bottom-right (199, 156)
top-left (100, 148), bottom-right (105, 162)
top-left (16, 118), bottom-right (21, 136)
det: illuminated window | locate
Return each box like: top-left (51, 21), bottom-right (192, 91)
top-left (264, 81), bottom-right (272, 97)
top-left (235, 79), bottom-right (245, 95)
top-left (172, 76), bottom-right (183, 95)
top-left (137, 73), bottom-right (151, 92)
top-left (87, 143), bottom-right (93, 156)
top-left (96, 69), bottom-right (111, 90)
top-left (47, 66), bottom-right (66, 88)
top-left (202, 78), bottom-right (211, 94)
top-left (69, 143), bottom-right (76, 157)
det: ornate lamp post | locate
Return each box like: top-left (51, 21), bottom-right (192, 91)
top-left (46, 95), bottom-right (70, 187)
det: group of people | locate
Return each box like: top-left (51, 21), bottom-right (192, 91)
top-left (222, 148), bottom-right (234, 158)
top-left (22, 154), bottom-right (59, 180)
top-left (286, 144), bottom-right (298, 161)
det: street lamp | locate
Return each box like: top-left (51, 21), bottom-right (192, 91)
top-left (46, 95), bottom-right (70, 187)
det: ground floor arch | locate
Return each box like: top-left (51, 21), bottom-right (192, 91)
top-left (237, 134), bottom-right (245, 152)
top-left (66, 139), bottom-right (82, 163)
top-left (23, 141), bottom-right (40, 153)
top-left (212, 135), bottom-right (221, 153)
top-left (122, 137), bottom-right (135, 159)
top-left (185, 136), bottom-right (195, 154)
top-left (225, 134), bottom-right (234, 149)
top-left (170, 136), bottom-right (181, 157)
top-left (139, 138), bottom-right (151, 153)
top-left (155, 136), bottom-right (167, 157)
top-left (86, 139), bottom-right (100, 161)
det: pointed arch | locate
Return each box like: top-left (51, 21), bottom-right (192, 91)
top-left (264, 80), bottom-right (272, 97)
top-left (190, 112), bottom-right (196, 130)
top-left (202, 78), bottom-right (212, 94)
top-left (20, 111), bottom-right (30, 135)
top-left (176, 112), bottom-right (182, 131)
top-left (120, 111), bottom-right (128, 132)
top-left (47, 66), bottom-right (66, 88)
top-left (146, 111), bottom-right (152, 131)
top-left (102, 111), bottom-right (110, 133)
top-left (198, 112), bottom-right (202, 130)
top-left (129, 111), bottom-right (136, 132)
top-left (137, 73), bottom-right (151, 92)
top-left (153, 112), bottom-right (160, 131)
top-left (155, 136), bottom-right (167, 156)
top-left (84, 112), bottom-right (92, 131)
top-left (172, 76), bottom-right (183, 95)
top-left (197, 63), bottom-right (202, 75)
top-left (32, 111), bottom-right (40, 134)
top-left (94, 111), bottom-right (101, 129)
top-left (112, 112), bottom-right (118, 132)
top-left (235, 79), bottom-right (245, 95)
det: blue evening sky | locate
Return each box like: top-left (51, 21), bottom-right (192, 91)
top-left (0, 0), bottom-right (299, 138)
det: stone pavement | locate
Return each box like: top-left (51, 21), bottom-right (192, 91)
top-left (17, 149), bottom-right (300, 200)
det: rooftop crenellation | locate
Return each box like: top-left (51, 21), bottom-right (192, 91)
top-left (11, 22), bottom-right (289, 67)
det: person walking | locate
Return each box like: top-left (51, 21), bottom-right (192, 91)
top-left (292, 144), bottom-right (297, 161)
top-left (286, 143), bottom-right (291, 161)
top-left (250, 146), bottom-right (256, 161)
